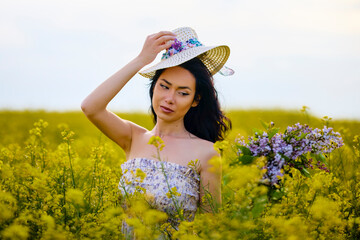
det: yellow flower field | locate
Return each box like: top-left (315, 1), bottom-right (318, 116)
top-left (0, 109), bottom-right (359, 239)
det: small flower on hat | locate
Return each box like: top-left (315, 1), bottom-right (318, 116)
top-left (161, 38), bottom-right (203, 60)
top-left (171, 39), bottom-right (183, 52)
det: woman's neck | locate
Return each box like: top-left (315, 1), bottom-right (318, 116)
top-left (152, 119), bottom-right (190, 138)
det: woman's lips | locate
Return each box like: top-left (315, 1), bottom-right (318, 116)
top-left (160, 106), bottom-right (174, 113)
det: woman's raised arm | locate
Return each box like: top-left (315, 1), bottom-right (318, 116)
top-left (81, 31), bottom-right (176, 153)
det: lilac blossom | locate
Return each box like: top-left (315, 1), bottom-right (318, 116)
top-left (236, 123), bottom-right (344, 185)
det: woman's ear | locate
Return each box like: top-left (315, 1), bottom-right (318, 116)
top-left (192, 95), bottom-right (201, 107)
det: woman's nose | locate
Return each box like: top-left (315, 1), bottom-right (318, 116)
top-left (164, 91), bottom-right (175, 104)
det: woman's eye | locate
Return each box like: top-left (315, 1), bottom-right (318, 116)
top-left (160, 84), bottom-right (169, 89)
top-left (179, 92), bottom-right (189, 96)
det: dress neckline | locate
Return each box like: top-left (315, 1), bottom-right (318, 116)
top-left (124, 157), bottom-right (195, 171)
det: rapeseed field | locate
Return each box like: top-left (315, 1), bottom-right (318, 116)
top-left (0, 109), bottom-right (359, 239)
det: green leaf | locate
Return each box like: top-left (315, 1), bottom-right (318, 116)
top-left (318, 153), bottom-right (326, 163)
top-left (238, 155), bottom-right (256, 165)
top-left (252, 195), bottom-right (268, 218)
top-left (295, 132), bottom-right (308, 140)
top-left (270, 189), bottom-right (284, 201)
top-left (300, 168), bottom-right (311, 178)
top-left (222, 173), bottom-right (231, 185)
top-left (238, 146), bottom-right (252, 156)
top-left (300, 154), bottom-right (308, 163)
top-left (268, 128), bottom-right (279, 140)
top-left (252, 128), bottom-right (264, 136)
top-left (260, 120), bottom-right (268, 130)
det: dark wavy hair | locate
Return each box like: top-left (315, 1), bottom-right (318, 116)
top-left (149, 57), bottom-right (231, 143)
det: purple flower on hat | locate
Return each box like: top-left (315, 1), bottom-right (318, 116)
top-left (161, 38), bottom-right (203, 60)
top-left (171, 39), bottom-right (183, 52)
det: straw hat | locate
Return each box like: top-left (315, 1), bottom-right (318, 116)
top-left (138, 27), bottom-right (234, 78)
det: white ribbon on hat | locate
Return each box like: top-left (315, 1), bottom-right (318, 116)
top-left (219, 66), bottom-right (235, 76)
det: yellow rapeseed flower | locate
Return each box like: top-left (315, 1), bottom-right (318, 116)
top-left (144, 193), bottom-right (155, 203)
top-left (0, 191), bottom-right (17, 224)
top-left (208, 156), bottom-right (222, 174)
top-left (148, 136), bottom-right (165, 151)
top-left (167, 186), bottom-right (181, 198)
top-left (66, 189), bottom-right (85, 207)
top-left (143, 209), bottom-right (168, 225)
top-left (1, 224), bottom-right (29, 240)
top-left (213, 140), bottom-right (229, 154)
top-left (135, 168), bottom-right (146, 182)
top-left (187, 159), bottom-right (200, 173)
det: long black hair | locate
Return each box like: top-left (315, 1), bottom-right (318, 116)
top-left (149, 57), bottom-right (231, 143)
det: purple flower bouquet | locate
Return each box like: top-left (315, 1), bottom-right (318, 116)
top-left (235, 122), bottom-right (344, 186)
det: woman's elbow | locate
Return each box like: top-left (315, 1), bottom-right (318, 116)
top-left (80, 99), bottom-right (92, 116)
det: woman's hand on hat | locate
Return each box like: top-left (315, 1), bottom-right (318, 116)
top-left (137, 31), bottom-right (176, 66)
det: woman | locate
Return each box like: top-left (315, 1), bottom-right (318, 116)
top-left (81, 27), bottom-right (233, 235)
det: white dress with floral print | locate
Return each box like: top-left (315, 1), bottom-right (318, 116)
top-left (118, 158), bottom-right (200, 238)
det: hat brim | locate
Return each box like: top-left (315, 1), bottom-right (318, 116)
top-left (138, 45), bottom-right (230, 79)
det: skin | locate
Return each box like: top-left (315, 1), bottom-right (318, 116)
top-left (81, 31), bottom-right (221, 212)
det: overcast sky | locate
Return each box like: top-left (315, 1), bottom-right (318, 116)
top-left (1, 0), bottom-right (359, 120)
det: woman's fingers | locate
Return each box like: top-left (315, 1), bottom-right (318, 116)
top-left (156, 35), bottom-right (176, 44)
top-left (137, 30), bottom-right (176, 65)
top-left (146, 32), bottom-right (176, 52)
top-left (155, 35), bottom-right (176, 50)
top-left (152, 31), bottom-right (176, 40)
top-left (144, 31), bottom-right (175, 49)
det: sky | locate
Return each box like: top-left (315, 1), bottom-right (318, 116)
top-left (1, 0), bottom-right (359, 120)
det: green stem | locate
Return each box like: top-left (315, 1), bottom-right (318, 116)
top-left (88, 149), bottom-right (98, 205)
top-left (160, 162), bottom-right (184, 221)
top-left (305, 190), bottom-right (318, 221)
top-left (155, 144), bottom-right (184, 221)
top-left (95, 187), bottom-right (104, 213)
top-left (199, 182), bottom-right (217, 214)
top-left (67, 140), bottom-right (76, 189)
top-left (62, 165), bottom-right (67, 226)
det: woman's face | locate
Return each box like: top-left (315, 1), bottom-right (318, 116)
top-left (152, 66), bottom-right (198, 123)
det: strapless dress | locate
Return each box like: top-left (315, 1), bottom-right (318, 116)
top-left (118, 157), bottom-right (200, 237)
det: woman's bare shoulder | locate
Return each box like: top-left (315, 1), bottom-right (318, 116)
top-left (127, 120), bottom-right (149, 135)
top-left (189, 138), bottom-right (218, 173)
top-left (191, 137), bottom-right (219, 160)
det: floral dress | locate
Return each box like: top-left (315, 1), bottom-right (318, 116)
top-left (118, 158), bottom-right (200, 239)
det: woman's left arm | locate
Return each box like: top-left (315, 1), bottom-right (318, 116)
top-left (199, 150), bottom-right (222, 213)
